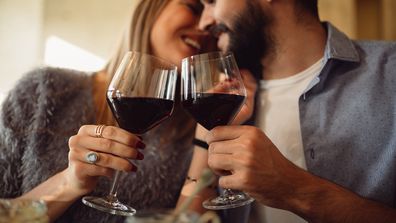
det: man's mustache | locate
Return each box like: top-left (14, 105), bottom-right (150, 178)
top-left (209, 23), bottom-right (231, 38)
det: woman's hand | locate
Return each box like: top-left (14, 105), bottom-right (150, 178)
top-left (232, 69), bottom-right (257, 125)
top-left (66, 125), bottom-right (145, 195)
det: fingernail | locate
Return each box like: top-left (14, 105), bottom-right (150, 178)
top-left (136, 141), bottom-right (146, 149)
top-left (137, 152), bottom-right (145, 160)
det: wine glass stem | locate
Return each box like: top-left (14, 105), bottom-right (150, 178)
top-left (107, 170), bottom-right (121, 202)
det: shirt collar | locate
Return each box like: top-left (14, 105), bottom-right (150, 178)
top-left (302, 22), bottom-right (360, 93)
top-left (323, 22), bottom-right (360, 63)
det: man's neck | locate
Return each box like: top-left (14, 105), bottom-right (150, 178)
top-left (262, 20), bottom-right (327, 80)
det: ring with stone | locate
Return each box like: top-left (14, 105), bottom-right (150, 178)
top-left (85, 151), bottom-right (100, 165)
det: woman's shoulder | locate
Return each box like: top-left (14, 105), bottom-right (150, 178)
top-left (14, 67), bottom-right (92, 95)
top-left (4, 67), bottom-right (93, 108)
top-left (1, 67), bottom-right (94, 133)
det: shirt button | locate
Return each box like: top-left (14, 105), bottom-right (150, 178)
top-left (303, 93), bottom-right (307, 101)
top-left (310, 148), bottom-right (315, 159)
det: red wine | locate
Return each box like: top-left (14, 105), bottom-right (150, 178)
top-left (182, 93), bottom-right (245, 130)
top-left (107, 97), bottom-right (174, 134)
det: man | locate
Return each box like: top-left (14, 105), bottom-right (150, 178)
top-left (198, 0), bottom-right (396, 222)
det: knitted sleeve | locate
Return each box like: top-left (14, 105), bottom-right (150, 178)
top-left (0, 67), bottom-right (94, 198)
top-left (0, 70), bottom-right (39, 198)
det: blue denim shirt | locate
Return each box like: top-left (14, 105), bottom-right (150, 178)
top-left (300, 23), bottom-right (396, 207)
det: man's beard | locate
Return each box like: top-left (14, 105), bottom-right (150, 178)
top-left (227, 1), bottom-right (274, 80)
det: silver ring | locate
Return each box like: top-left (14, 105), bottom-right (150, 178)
top-left (85, 151), bottom-right (100, 164)
top-left (95, 125), bottom-right (106, 138)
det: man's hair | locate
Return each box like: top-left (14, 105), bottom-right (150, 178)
top-left (296, 0), bottom-right (319, 19)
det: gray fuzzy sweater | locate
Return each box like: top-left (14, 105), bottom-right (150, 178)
top-left (0, 67), bottom-right (196, 223)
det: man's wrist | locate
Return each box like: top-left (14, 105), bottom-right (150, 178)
top-left (287, 170), bottom-right (372, 223)
top-left (279, 168), bottom-right (332, 220)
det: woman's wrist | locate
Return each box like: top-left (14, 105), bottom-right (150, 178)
top-left (19, 169), bottom-right (85, 222)
top-left (22, 169), bottom-right (84, 202)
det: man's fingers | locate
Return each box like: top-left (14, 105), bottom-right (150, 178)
top-left (208, 138), bottom-right (247, 154)
top-left (207, 154), bottom-right (233, 173)
top-left (206, 125), bottom-right (253, 144)
top-left (218, 174), bottom-right (243, 191)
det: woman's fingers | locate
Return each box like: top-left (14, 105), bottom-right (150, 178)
top-left (66, 159), bottom-right (113, 194)
top-left (73, 162), bottom-right (115, 179)
top-left (69, 135), bottom-right (144, 160)
top-left (69, 145), bottom-right (137, 173)
top-left (70, 125), bottom-right (145, 162)
top-left (66, 124), bottom-right (144, 194)
top-left (78, 125), bottom-right (145, 148)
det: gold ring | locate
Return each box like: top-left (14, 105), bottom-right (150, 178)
top-left (95, 125), bottom-right (106, 138)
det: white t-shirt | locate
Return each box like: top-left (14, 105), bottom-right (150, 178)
top-left (251, 58), bottom-right (324, 223)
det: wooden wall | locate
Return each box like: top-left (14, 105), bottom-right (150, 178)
top-left (319, 0), bottom-right (396, 40)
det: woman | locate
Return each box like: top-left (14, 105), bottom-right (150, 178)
top-left (0, 0), bottom-right (215, 222)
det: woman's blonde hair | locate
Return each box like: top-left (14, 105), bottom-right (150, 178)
top-left (97, 0), bottom-right (169, 124)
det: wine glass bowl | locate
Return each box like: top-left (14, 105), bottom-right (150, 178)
top-left (82, 51), bottom-right (178, 216)
top-left (181, 52), bottom-right (254, 210)
top-left (181, 52), bottom-right (246, 130)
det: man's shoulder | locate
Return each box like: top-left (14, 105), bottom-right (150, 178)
top-left (354, 39), bottom-right (396, 48)
top-left (353, 40), bottom-right (396, 59)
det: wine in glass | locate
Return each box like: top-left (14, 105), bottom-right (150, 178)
top-left (82, 51), bottom-right (178, 216)
top-left (181, 51), bottom-right (255, 210)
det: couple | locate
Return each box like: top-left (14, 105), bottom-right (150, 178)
top-left (1, 0), bottom-right (396, 223)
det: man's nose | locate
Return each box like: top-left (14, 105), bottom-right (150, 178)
top-left (198, 6), bottom-right (216, 32)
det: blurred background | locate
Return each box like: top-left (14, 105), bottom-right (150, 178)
top-left (0, 0), bottom-right (395, 104)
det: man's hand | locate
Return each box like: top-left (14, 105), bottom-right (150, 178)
top-left (205, 125), bottom-right (396, 223)
top-left (205, 125), bottom-right (305, 208)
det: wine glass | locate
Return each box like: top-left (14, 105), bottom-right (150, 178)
top-left (82, 51), bottom-right (178, 216)
top-left (181, 51), bottom-right (255, 210)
